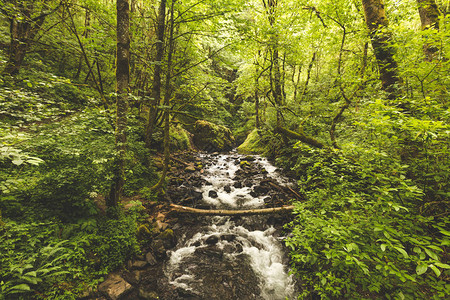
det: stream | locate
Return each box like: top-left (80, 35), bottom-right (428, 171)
top-left (160, 152), bottom-right (297, 300)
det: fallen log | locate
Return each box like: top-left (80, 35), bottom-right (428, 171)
top-left (170, 204), bottom-right (295, 216)
top-left (275, 126), bottom-right (325, 149)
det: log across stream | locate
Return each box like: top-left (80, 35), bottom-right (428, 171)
top-left (159, 152), bottom-right (298, 299)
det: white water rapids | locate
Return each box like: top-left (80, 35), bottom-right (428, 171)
top-left (164, 153), bottom-right (296, 300)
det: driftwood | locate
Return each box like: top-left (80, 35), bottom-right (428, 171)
top-left (170, 204), bottom-right (295, 216)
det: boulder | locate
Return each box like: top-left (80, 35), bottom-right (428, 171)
top-left (98, 274), bottom-right (133, 300)
top-left (208, 190), bottom-right (218, 198)
top-left (193, 120), bottom-right (235, 152)
top-left (145, 252), bottom-right (157, 266)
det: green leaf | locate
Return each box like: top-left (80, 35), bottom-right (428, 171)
top-left (434, 262), bottom-right (450, 269)
top-left (425, 248), bottom-right (439, 260)
top-left (10, 284), bottom-right (31, 291)
top-left (380, 244), bottom-right (387, 251)
top-left (429, 264), bottom-right (441, 277)
top-left (427, 245), bottom-right (443, 252)
top-left (12, 158), bottom-right (24, 165)
top-left (416, 264), bottom-right (428, 275)
top-left (394, 247), bottom-right (408, 258)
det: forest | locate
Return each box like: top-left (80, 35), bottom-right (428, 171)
top-left (0, 0), bottom-right (449, 299)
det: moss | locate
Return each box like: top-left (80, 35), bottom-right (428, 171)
top-left (237, 129), bottom-right (266, 154)
top-left (169, 124), bottom-right (192, 151)
top-left (193, 120), bottom-right (235, 151)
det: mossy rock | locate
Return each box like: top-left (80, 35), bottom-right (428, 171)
top-left (170, 124), bottom-right (192, 151)
top-left (237, 129), bottom-right (265, 154)
top-left (193, 120), bottom-right (235, 152)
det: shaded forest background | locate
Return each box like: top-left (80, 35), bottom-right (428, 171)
top-left (0, 0), bottom-right (449, 299)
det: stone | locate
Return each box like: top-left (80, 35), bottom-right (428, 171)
top-left (208, 190), bottom-right (218, 198)
top-left (145, 252), bottom-right (157, 266)
top-left (98, 274), bottom-right (133, 300)
top-left (158, 228), bottom-right (177, 249)
top-left (139, 288), bottom-right (159, 300)
top-left (244, 155), bottom-right (256, 161)
top-left (127, 270), bottom-right (142, 285)
top-left (205, 235), bottom-right (219, 245)
top-left (151, 239), bottom-right (166, 258)
top-left (223, 185), bottom-right (232, 193)
top-left (220, 234), bottom-right (236, 242)
top-left (195, 245), bottom-right (223, 259)
top-left (192, 120), bottom-right (235, 152)
top-left (131, 260), bottom-right (149, 270)
top-left (185, 165), bottom-right (196, 172)
top-left (233, 181), bottom-right (242, 188)
top-left (155, 220), bottom-right (169, 231)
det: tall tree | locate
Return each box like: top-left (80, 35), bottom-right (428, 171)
top-left (151, 0), bottom-right (176, 191)
top-left (417, 0), bottom-right (441, 60)
top-left (145, 0), bottom-right (166, 149)
top-left (107, 0), bottom-right (130, 208)
top-left (361, 0), bottom-right (401, 99)
top-left (263, 0), bottom-right (284, 127)
top-left (1, 0), bottom-right (60, 75)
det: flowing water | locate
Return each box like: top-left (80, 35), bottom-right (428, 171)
top-left (163, 152), bottom-right (297, 300)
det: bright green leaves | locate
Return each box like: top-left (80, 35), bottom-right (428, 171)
top-left (285, 146), bottom-right (450, 299)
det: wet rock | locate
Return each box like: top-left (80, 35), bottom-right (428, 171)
top-left (195, 245), bottom-right (223, 259)
top-left (254, 185), bottom-right (270, 195)
top-left (151, 239), bottom-right (166, 258)
top-left (139, 288), bottom-right (159, 300)
top-left (208, 190), bottom-right (218, 198)
top-left (205, 235), bottom-right (219, 245)
top-left (220, 234), bottom-right (236, 242)
top-left (124, 270), bottom-right (142, 285)
top-left (185, 165), bottom-right (196, 172)
top-left (240, 160), bottom-right (251, 167)
top-left (223, 185), bottom-right (232, 193)
top-left (130, 260), bottom-right (148, 270)
top-left (233, 181), bottom-right (242, 188)
top-left (145, 252), bottom-right (157, 266)
top-left (158, 228), bottom-right (177, 249)
top-left (192, 190), bottom-right (202, 200)
top-left (98, 274), bottom-right (133, 300)
top-left (155, 220), bottom-right (169, 232)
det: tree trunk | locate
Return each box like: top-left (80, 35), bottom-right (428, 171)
top-left (361, 0), bottom-right (401, 99)
top-left (151, 0), bottom-right (175, 191)
top-left (3, 1), bottom-right (59, 75)
top-left (145, 0), bottom-right (166, 149)
top-left (272, 48), bottom-right (284, 127)
top-left (417, 0), bottom-right (441, 61)
top-left (170, 204), bottom-right (295, 216)
top-left (107, 0), bottom-right (130, 209)
top-left (301, 52), bottom-right (316, 100)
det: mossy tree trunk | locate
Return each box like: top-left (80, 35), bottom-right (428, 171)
top-left (152, 0), bottom-right (175, 191)
top-left (417, 0), bottom-right (441, 61)
top-left (145, 0), bottom-right (166, 149)
top-left (107, 0), bottom-right (130, 209)
top-left (361, 0), bottom-right (402, 99)
top-left (263, 0), bottom-right (284, 127)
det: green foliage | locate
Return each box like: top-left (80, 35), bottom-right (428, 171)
top-left (92, 212), bottom-right (140, 271)
top-left (285, 146), bottom-right (449, 299)
top-left (0, 210), bottom-right (141, 299)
